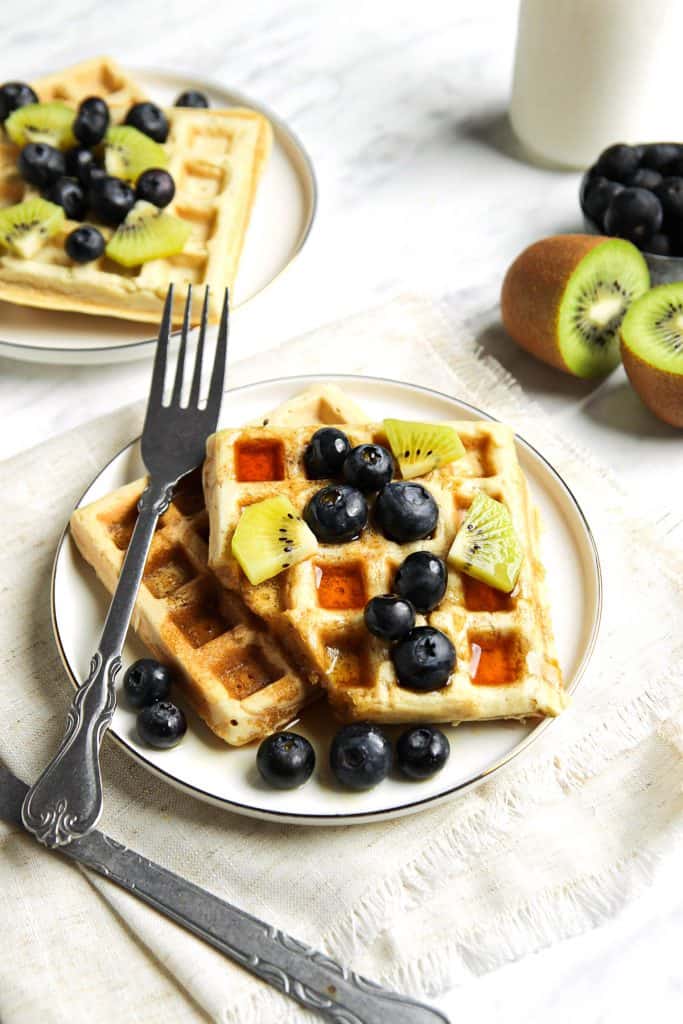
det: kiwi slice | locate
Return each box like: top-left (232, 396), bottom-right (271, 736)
top-left (0, 197), bottom-right (65, 258)
top-left (5, 101), bottom-right (75, 149)
top-left (501, 235), bottom-right (650, 378)
top-left (620, 284), bottom-right (683, 427)
top-left (231, 495), bottom-right (318, 585)
top-left (105, 201), bottom-right (190, 267)
top-left (104, 125), bottom-right (168, 182)
top-left (448, 491), bottom-right (523, 593)
top-left (383, 419), bottom-right (465, 479)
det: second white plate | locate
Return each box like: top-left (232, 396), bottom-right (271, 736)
top-left (0, 67), bottom-right (316, 365)
top-left (51, 375), bottom-right (602, 825)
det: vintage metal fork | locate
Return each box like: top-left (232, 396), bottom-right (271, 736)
top-left (22, 284), bottom-right (228, 848)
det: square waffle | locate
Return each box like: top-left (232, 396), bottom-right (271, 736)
top-left (0, 57), bottom-right (272, 324)
top-left (69, 385), bottom-right (364, 746)
top-left (204, 418), bottom-right (566, 724)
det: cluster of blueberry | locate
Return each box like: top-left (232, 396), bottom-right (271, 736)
top-left (123, 658), bottom-right (187, 748)
top-left (581, 141), bottom-right (683, 257)
top-left (0, 81), bottom-right (208, 262)
top-left (258, 722), bottom-right (450, 792)
top-left (303, 427), bottom-right (438, 545)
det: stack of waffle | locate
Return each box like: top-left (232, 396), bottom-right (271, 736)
top-left (0, 56), bottom-right (272, 324)
top-left (71, 383), bottom-right (566, 746)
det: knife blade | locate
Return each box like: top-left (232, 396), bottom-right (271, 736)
top-left (0, 764), bottom-right (449, 1024)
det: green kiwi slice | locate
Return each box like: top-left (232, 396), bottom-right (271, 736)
top-left (383, 419), bottom-right (465, 479)
top-left (231, 495), bottom-right (318, 585)
top-left (620, 283), bottom-right (683, 374)
top-left (558, 238), bottom-right (650, 377)
top-left (0, 197), bottom-right (65, 258)
top-left (105, 201), bottom-right (190, 267)
top-left (5, 102), bottom-right (75, 149)
top-left (104, 125), bottom-right (168, 182)
top-left (448, 491), bottom-right (523, 593)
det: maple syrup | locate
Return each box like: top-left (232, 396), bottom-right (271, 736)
top-left (463, 576), bottom-right (514, 612)
top-left (234, 439), bottom-right (285, 482)
top-left (469, 634), bottom-right (521, 686)
top-left (315, 563), bottom-right (366, 610)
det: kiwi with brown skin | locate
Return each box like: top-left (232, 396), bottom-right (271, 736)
top-left (620, 283), bottom-right (683, 427)
top-left (501, 234), bottom-right (650, 378)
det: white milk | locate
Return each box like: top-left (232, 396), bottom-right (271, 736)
top-left (510, 0), bottom-right (683, 168)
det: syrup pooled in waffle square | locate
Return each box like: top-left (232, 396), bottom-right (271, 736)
top-left (0, 58), bottom-right (272, 324)
top-left (69, 385), bottom-right (365, 746)
top-left (204, 417), bottom-right (566, 724)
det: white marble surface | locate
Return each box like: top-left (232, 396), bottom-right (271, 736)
top-left (1, 1), bottom-right (681, 1021)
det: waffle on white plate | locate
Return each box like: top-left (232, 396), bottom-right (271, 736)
top-left (0, 56), bottom-right (272, 324)
top-left (204, 416), bottom-right (566, 725)
top-left (69, 385), bottom-right (364, 746)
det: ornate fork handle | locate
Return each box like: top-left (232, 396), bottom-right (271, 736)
top-left (22, 479), bottom-right (174, 848)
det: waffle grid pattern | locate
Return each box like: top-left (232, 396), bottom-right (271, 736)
top-left (0, 58), bottom-right (272, 324)
top-left (205, 420), bottom-right (566, 724)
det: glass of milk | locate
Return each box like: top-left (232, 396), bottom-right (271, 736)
top-left (510, 0), bottom-right (683, 169)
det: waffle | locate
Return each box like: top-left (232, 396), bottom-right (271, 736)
top-left (33, 56), bottom-right (149, 115)
top-left (69, 385), bottom-right (363, 746)
top-left (0, 58), bottom-right (272, 324)
top-left (204, 418), bottom-right (566, 724)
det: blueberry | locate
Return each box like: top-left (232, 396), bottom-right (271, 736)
top-left (18, 142), bottom-right (65, 188)
top-left (125, 101), bottom-right (169, 143)
top-left (396, 725), bottom-right (450, 779)
top-left (65, 224), bottom-right (105, 263)
top-left (394, 551), bottom-right (447, 613)
top-left (595, 143), bottom-right (640, 184)
top-left (65, 146), bottom-right (99, 187)
top-left (45, 176), bottom-right (86, 220)
top-left (304, 427), bottom-right (350, 479)
top-left (603, 187), bottom-right (663, 244)
top-left (124, 658), bottom-right (172, 708)
top-left (330, 723), bottom-right (392, 790)
top-left (654, 177), bottom-right (683, 226)
top-left (304, 484), bottom-right (367, 543)
top-left (663, 156), bottom-right (683, 178)
top-left (625, 167), bottom-right (662, 190)
top-left (646, 232), bottom-right (672, 257)
top-left (343, 443), bottom-right (394, 492)
top-left (175, 90), bottom-right (210, 108)
top-left (640, 142), bottom-right (683, 172)
top-left (89, 174), bottom-right (135, 225)
top-left (0, 81), bottom-right (38, 122)
top-left (364, 595), bottom-right (415, 641)
top-left (137, 701), bottom-right (186, 748)
top-left (256, 732), bottom-right (315, 790)
top-left (375, 482), bottom-right (438, 543)
top-left (136, 168), bottom-right (175, 208)
top-left (392, 626), bottom-right (455, 691)
top-left (73, 96), bottom-right (109, 147)
top-left (580, 175), bottom-right (623, 228)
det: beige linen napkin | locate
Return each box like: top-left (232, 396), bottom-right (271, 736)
top-left (1, 297), bottom-right (682, 1024)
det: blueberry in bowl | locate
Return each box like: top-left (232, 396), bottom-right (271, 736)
top-left (580, 140), bottom-right (683, 282)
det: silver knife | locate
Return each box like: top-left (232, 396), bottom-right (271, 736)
top-left (1, 764), bottom-right (449, 1024)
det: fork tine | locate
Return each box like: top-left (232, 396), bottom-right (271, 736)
top-left (146, 284), bottom-right (173, 414)
top-left (188, 285), bottom-right (209, 408)
top-left (170, 284), bottom-right (192, 407)
top-left (205, 288), bottom-right (229, 423)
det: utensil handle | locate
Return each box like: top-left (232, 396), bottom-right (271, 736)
top-left (63, 831), bottom-right (450, 1024)
top-left (22, 479), bottom-right (172, 848)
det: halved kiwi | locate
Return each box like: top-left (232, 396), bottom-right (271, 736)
top-left (620, 284), bottom-right (683, 427)
top-left (5, 101), bottom-right (75, 149)
top-left (448, 491), bottom-right (523, 593)
top-left (0, 197), bottom-right (65, 258)
top-left (231, 495), bottom-right (319, 585)
top-left (105, 201), bottom-right (190, 267)
top-left (501, 235), bottom-right (650, 378)
top-left (383, 419), bottom-right (465, 479)
top-left (104, 125), bottom-right (168, 182)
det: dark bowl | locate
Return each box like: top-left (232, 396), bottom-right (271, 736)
top-left (579, 169), bottom-right (683, 285)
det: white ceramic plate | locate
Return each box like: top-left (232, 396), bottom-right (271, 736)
top-left (52, 375), bottom-right (601, 825)
top-left (0, 68), bottom-right (316, 365)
